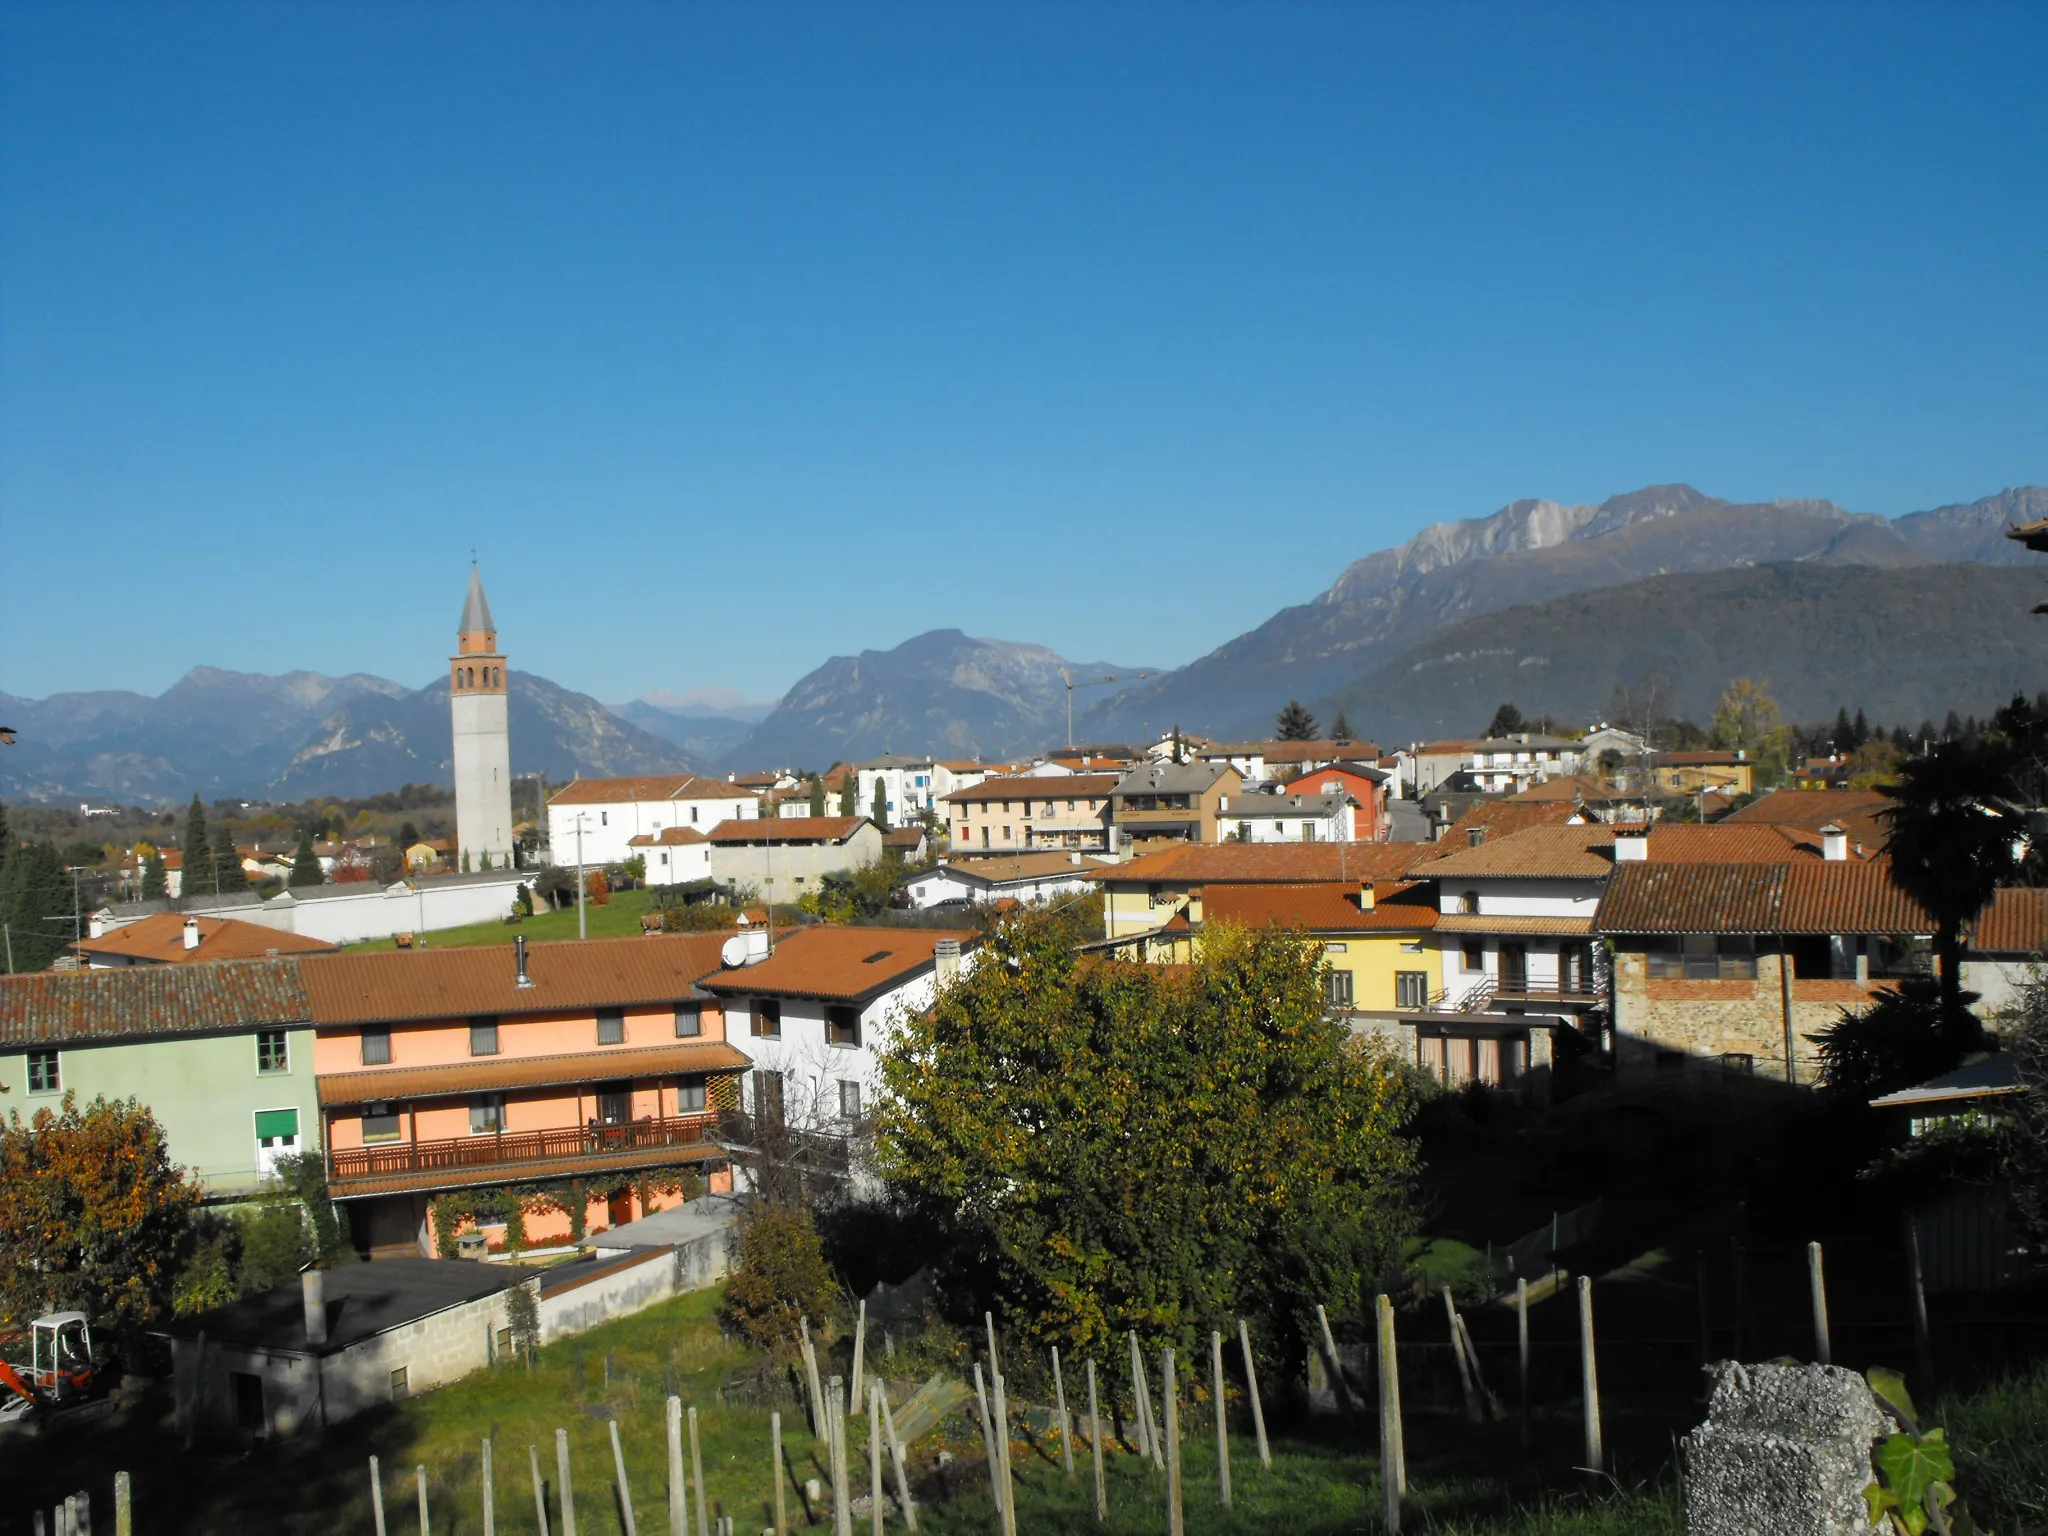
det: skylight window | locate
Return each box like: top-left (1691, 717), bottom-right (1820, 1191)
top-left (862, 950), bottom-right (893, 964)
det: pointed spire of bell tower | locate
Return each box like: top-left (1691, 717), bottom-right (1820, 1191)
top-left (458, 563), bottom-right (497, 652)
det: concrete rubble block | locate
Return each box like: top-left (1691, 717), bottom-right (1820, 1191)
top-left (1684, 1360), bottom-right (1889, 1536)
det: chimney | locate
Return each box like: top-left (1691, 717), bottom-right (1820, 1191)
top-left (743, 927), bottom-right (770, 963)
top-left (302, 1268), bottom-right (328, 1348)
top-left (934, 938), bottom-right (962, 985)
top-left (1070, 852), bottom-right (1082, 865)
top-left (1820, 823), bottom-right (1848, 861)
top-left (514, 934), bottom-right (535, 988)
top-left (1613, 826), bottom-right (1649, 861)
top-left (182, 917), bottom-right (201, 951)
top-left (1467, 826), bottom-right (1486, 848)
top-left (1359, 883), bottom-right (1375, 911)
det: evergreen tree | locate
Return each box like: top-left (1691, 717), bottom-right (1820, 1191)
top-left (399, 821), bottom-right (420, 849)
top-left (808, 775), bottom-right (826, 818)
top-left (181, 795), bottom-right (216, 897)
top-left (141, 854), bottom-right (167, 900)
top-left (215, 825), bottom-right (249, 892)
top-left (1485, 702), bottom-right (1525, 739)
top-left (462, 848), bottom-right (472, 873)
top-left (0, 840), bottom-right (71, 972)
top-left (1833, 706), bottom-right (1854, 750)
top-left (838, 773), bottom-right (857, 817)
top-left (1275, 700), bottom-right (1319, 741)
top-left (1943, 710), bottom-right (1964, 741)
top-left (871, 777), bottom-right (890, 829)
top-left (1331, 708), bottom-right (1354, 745)
top-left (1852, 707), bottom-right (1870, 747)
top-left (289, 828), bottom-right (324, 887)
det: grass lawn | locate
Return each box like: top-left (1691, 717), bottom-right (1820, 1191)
top-left (12, 1283), bottom-right (2044, 1536)
top-left (344, 887), bottom-right (660, 951)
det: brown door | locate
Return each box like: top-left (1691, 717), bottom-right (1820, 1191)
top-left (607, 1187), bottom-right (634, 1229)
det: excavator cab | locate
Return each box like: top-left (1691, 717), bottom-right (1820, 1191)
top-left (33, 1313), bottom-right (94, 1403)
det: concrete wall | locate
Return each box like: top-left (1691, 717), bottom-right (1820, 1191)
top-left (536, 1238), bottom-right (730, 1342)
top-left (276, 875), bottom-right (532, 945)
top-left (711, 825), bottom-right (883, 905)
top-left (0, 1027), bottom-right (320, 1199)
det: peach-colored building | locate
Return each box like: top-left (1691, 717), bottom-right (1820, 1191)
top-left (304, 932), bottom-right (750, 1259)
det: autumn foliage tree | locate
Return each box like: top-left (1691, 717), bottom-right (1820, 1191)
top-left (877, 909), bottom-right (1418, 1370)
top-left (723, 1202), bottom-right (843, 1350)
top-left (0, 1095), bottom-right (198, 1346)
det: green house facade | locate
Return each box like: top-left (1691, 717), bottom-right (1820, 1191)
top-left (0, 960), bottom-right (319, 1201)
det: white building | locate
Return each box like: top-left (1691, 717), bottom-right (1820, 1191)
top-left (702, 925), bottom-right (978, 1133)
top-left (449, 567), bottom-right (515, 870)
top-left (853, 756), bottom-right (943, 829)
top-left (546, 775), bottom-right (759, 869)
top-left (901, 851), bottom-right (1113, 909)
top-left (705, 816), bottom-right (884, 904)
top-left (1462, 735), bottom-right (1588, 794)
top-left (1213, 790), bottom-right (1356, 844)
top-left (630, 827), bottom-right (714, 888)
top-left (1414, 823), bottom-right (1608, 1012)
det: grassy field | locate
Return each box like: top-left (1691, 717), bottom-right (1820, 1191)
top-left (344, 887), bottom-right (661, 951)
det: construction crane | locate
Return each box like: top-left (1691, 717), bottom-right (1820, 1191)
top-left (1059, 668), bottom-right (1151, 751)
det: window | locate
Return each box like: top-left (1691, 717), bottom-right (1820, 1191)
top-left (1395, 971), bottom-right (1430, 1010)
top-left (470, 1017), bottom-right (500, 1056)
top-left (1459, 890), bottom-right (1480, 915)
top-left (596, 1008), bottom-right (625, 1045)
top-left (362, 1102), bottom-right (401, 1141)
top-left (1461, 940), bottom-right (1484, 973)
top-left (1720, 1053), bottom-right (1755, 1076)
top-left (751, 1000), bottom-right (782, 1039)
top-left (1646, 936), bottom-right (1758, 981)
top-left (839, 1080), bottom-right (863, 1120)
top-left (256, 1031), bottom-right (289, 1075)
top-left (390, 1367), bottom-right (409, 1401)
top-left (600, 811), bottom-right (608, 827)
top-left (755, 1069), bottom-right (785, 1126)
top-left (360, 1028), bottom-right (392, 1066)
top-left (676, 1076), bottom-right (707, 1113)
top-left (673, 1005), bottom-right (701, 1038)
top-left (470, 1095), bottom-right (505, 1134)
top-left (826, 1005), bottom-right (861, 1047)
top-left (27, 1050), bottom-right (60, 1093)
top-left (495, 1327), bottom-right (513, 1359)
top-left (1324, 970), bottom-right (1355, 1007)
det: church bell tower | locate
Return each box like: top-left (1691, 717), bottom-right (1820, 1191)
top-left (450, 566), bottom-right (514, 870)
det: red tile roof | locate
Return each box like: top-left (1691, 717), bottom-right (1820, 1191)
top-left (1724, 788), bottom-right (1892, 849)
top-left (704, 816), bottom-right (872, 845)
top-left (1966, 887), bottom-right (2048, 955)
top-left (941, 774), bottom-right (1121, 804)
top-left (71, 913), bottom-right (337, 964)
top-left (1202, 880), bottom-right (1440, 932)
top-left (299, 932), bottom-right (742, 1025)
top-left (1595, 861), bottom-right (1930, 936)
top-left (1415, 825), bottom-right (1615, 879)
top-left (1, 958), bottom-right (312, 1046)
top-left (1422, 801), bottom-right (1582, 852)
top-left (548, 775), bottom-right (756, 806)
top-left (627, 827), bottom-right (709, 847)
top-left (1094, 843), bottom-right (1419, 886)
top-left (698, 924), bottom-right (978, 1003)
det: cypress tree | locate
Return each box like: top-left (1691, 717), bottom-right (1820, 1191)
top-left (838, 773), bottom-right (857, 817)
top-left (871, 777), bottom-right (890, 828)
top-left (141, 853), bottom-right (167, 900)
top-left (289, 828), bottom-right (324, 887)
top-left (808, 775), bottom-right (825, 818)
top-left (1833, 706), bottom-right (1853, 750)
top-left (1852, 707), bottom-right (1870, 748)
top-left (0, 840), bottom-right (71, 972)
top-left (181, 795), bottom-right (216, 896)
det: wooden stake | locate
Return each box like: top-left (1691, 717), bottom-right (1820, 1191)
top-left (689, 1405), bottom-right (710, 1536)
top-left (1577, 1276), bottom-right (1603, 1477)
top-left (1052, 1345), bottom-right (1075, 1481)
top-left (828, 1391), bottom-right (853, 1536)
top-left (1236, 1319), bottom-right (1270, 1470)
top-left (558, 1427), bottom-right (578, 1536)
top-left (1905, 1214), bottom-right (1935, 1395)
top-left (1162, 1347), bottom-right (1183, 1536)
top-left (370, 1456), bottom-right (388, 1536)
top-left (800, 1319), bottom-right (825, 1438)
top-left (1376, 1295), bottom-right (1403, 1533)
top-left (1316, 1303), bottom-right (1356, 1420)
top-left (610, 1421), bottom-right (638, 1536)
top-left (1516, 1277), bottom-right (1531, 1453)
top-left (418, 1463), bottom-right (431, 1536)
top-left (114, 1472), bottom-right (132, 1536)
top-left (1454, 1310), bottom-right (1501, 1421)
top-left (868, 1385), bottom-right (885, 1536)
top-left (483, 1438), bottom-right (496, 1536)
top-left (668, 1398), bottom-right (688, 1536)
top-left (1128, 1331), bottom-right (1156, 1462)
top-left (877, 1380), bottom-right (917, 1531)
top-left (1210, 1330), bottom-right (1232, 1509)
top-left (1443, 1288), bottom-right (1481, 1423)
top-left (990, 1360), bottom-right (1018, 1536)
top-left (530, 1446), bottom-right (551, 1536)
top-left (1086, 1359), bottom-right (1107, 1523)
top-left (850, 1299), bottom-right (868, 1418)
top-left (973, 1363), bottom-right (1003, 1516)
top-left (1808, 1240), bottom-right (1832, 1366)
top-left (772, 1411), bottom-right (789, 1536)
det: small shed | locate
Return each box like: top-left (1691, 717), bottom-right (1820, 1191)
top-left (159, 1260), bottom-right (537, 1439)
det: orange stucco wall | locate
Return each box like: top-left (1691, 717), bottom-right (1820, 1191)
top-left (311, 1000), bottom-right (727, 1075)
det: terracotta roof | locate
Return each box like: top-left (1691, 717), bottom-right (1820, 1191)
top-left (1661, 750), bottom-right (1748, 766)
top-left (1415, 825), bottom-right (1615, 879)
top-left (1595, 861), bottom-right (1931, 936)
top-left (1504, 775), bottom-right (1620, 803)
top-left (941, 774), bottom-right (1121, 804)
top-left (704, 816), bottom-right (872, 845)
top-left (548, 775), bottom-right (756, 807)
top-left (1094, 843), bottom-right (1418, 886)
top-left (926, 853), bottom-right (1105, 883)
top-left (1724, 788), bottom-right (1892, 848)
top-left (0, 958), bottom-right (312, 1047)
top-left (627, 827), bottom-right (709, 847)
top-left (299, 932), bottom-right (742, 1026)
top-left (882, 828), bottom-right (927, 846)
top-left (698, 925), bottom-right (978, 1003)
top-left (1433, 913), bottom-right (1595, 936)
top-left (71, 913), bottom-right (337, 965)
top-left (1637, 823), bottom-right (1866, 863)
top-left (1203, 739), bottom-right (1378, 764)
top-left (1201, 880), bottom-right (1440, 932)
top-left (1966, 887), bottom-right (2048, 955)
top-left (317, 1040), bottom-right (751, 1106)
top-left (1418, 740), bottom-right (1482, 755)
top-left (1422, 801), bottom-right (1582, 852)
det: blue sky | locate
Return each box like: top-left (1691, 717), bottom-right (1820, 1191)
top-left (4, 2), bottom-right (2044, 708)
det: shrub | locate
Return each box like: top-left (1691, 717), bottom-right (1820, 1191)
top-left (724, 1202), bottom-right (843, 1350)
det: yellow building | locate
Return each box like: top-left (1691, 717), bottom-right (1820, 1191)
top-left (1652, 750), bottom-right (1754, 796)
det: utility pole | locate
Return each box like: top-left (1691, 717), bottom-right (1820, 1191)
top-left (575, 816), bottom-right (587, 941)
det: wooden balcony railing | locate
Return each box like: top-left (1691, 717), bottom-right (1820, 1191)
top-left (328, 1113), bottom-right (719, 1185)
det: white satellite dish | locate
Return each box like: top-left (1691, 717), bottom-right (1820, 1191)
top-left (721, 935), bottom-right (748, 968)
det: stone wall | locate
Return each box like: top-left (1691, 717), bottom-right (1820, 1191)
top-left (1610, 948), bottom-right (1888, 1083)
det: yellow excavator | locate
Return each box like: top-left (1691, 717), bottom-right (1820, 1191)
top-left (0, 1313), bottom-right (98, 1429)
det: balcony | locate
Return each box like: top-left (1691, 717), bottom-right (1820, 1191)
top-left (327, 1113), bottom-right (724, 1197)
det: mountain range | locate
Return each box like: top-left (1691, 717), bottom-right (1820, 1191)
top-left (5, 482), bottom-right (2045, 803)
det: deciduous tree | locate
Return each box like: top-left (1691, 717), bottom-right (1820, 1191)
top-left (877, 910), bottom-right (1418, 1366)
top-left (0, 1095), bottom-right (199, 1344)
top-left (723, 1202), bottom-right (842, 1350)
